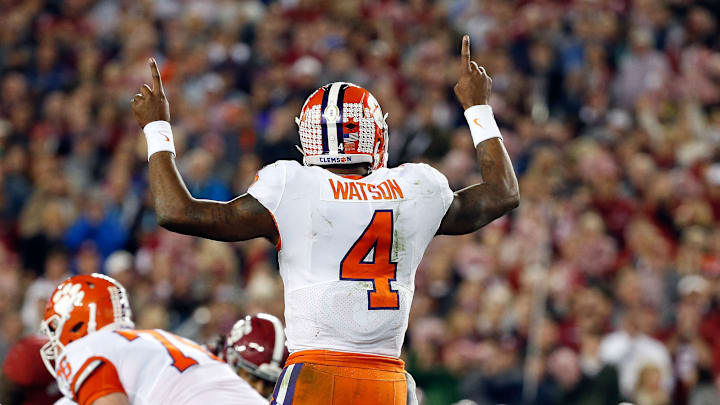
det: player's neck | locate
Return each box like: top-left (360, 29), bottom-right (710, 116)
top-left (325, 164), bottom-right (370, 177)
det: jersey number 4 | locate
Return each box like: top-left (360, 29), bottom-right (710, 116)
top-left (340, 210), bottom-right (399, 310)
top-left (115, 330), bottom-right (218, 372)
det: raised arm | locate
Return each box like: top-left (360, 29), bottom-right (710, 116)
top-left (131, 59), bottom-right (278, 243)
top-left (437, 36), bottom-right (519, 235)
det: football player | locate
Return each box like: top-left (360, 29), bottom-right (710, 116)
top-left (39, 273), bottom-right (268, 405)
top-left (130, 35), bottom-right (519, 404)
top-left (217, 314), bottom-right (289, 399)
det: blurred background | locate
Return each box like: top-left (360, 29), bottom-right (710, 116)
top-left (1, 0), bottom-right (720, 404)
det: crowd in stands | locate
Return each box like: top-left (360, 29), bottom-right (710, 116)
top-left (1, 0), bottom-right (720, 404)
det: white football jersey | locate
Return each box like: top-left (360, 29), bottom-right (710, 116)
top-left (248, 161), bottom-right (453, 357)
top-left (54, 328), bottom-right (268, 405)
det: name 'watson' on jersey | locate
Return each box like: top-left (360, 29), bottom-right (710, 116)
top-left (328, 177), bottom-right (404, 201)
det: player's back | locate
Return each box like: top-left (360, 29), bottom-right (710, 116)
top-left (249, 160), bottom-right (453, 358)
top-left (55, 328), bottom-right (267, 405)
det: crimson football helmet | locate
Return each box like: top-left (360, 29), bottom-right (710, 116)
top-left (39, 274), bottom-right (134, 377)
top-left (296, 82), bottom-right (389, 171)
top-left (223, 313), bottom-right (289, 382)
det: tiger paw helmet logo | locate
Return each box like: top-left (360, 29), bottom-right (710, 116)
top-left (52, 283), bottom-right (85, 319)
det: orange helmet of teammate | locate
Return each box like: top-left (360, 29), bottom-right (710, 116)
top-left (39, 273), bottom-right (134, 377)
top-left (296, 82), bottom-right (389, 171)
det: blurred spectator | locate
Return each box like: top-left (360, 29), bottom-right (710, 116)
top-left (459, 337), bottom-right (524, 405)
top-left (540, 345), bottom-right (620, 405)
top-left (0, 335), bottom-right (62, 405)
top-left (635, 364), bottom-right (671, 405)
top-left (613, 29), bottom-right (671, 108)
top-left (599, 310), bottom-right (673, 400)
top-left (183, 149), bottom-right (232, 201)
top-left (63, 192), bottom-right (130, 260)
top-left (105, 249), bottom-right (135, 288)
top-left (689, 374), bottom-right (720, 405)
top-left (19, 248), bottom-right (69, 334)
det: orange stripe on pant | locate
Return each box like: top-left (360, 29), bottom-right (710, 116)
top-left (271, 350), bottom-right (407, 405)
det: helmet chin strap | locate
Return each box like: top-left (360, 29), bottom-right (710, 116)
top-left (295, 145), bottom-right (310, 166)
top-left (294, 118), bottom-right (308, 165)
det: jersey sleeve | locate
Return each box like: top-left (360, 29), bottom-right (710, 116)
top-left (416, 163), bottom-right (454, 215)
top-left (75, 361), bottom-right (125, 405)
top-left (247, 161), bottom-right (289, 215)
top-left (54, 336), bottom-right (124, 404)
top-left (55, 352), bottom-right (104, 401)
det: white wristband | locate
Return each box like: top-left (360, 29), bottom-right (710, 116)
top-left (143, 121), bottom-right (176, 161)
top-left (464, 105), bottom-right (503, 147)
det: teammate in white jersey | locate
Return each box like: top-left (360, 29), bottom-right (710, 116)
top-left (130, 35), bottom-right (519, 404)
top-left (39, 273), bottom-right (268, 405)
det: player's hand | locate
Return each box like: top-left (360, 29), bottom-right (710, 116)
top-left (453, 35), bottom-right (492, 109)
top-left (131, 58), bottom-right (170, 128)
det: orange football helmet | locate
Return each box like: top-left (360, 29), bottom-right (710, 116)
top-left (296, 82), bottom-right (389, 171)
top-left (39, 273), bottom-right (133, 377)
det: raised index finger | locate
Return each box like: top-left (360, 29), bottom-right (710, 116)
top-left (149, 58), bottom-right (164, 94)
top-left (461, 35), bottom-right (471, 75)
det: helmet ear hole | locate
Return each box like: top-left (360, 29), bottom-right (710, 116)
top-left (71, 321), bottom-right (84, 333)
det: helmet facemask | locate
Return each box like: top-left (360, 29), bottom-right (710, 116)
top-left (39, 314), bottom-right (65, 378)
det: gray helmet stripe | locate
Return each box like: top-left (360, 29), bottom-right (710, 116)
top-left (324, 82), bottom-right (346, 155)
top-left (257, 313), bottom-right (286, 365)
